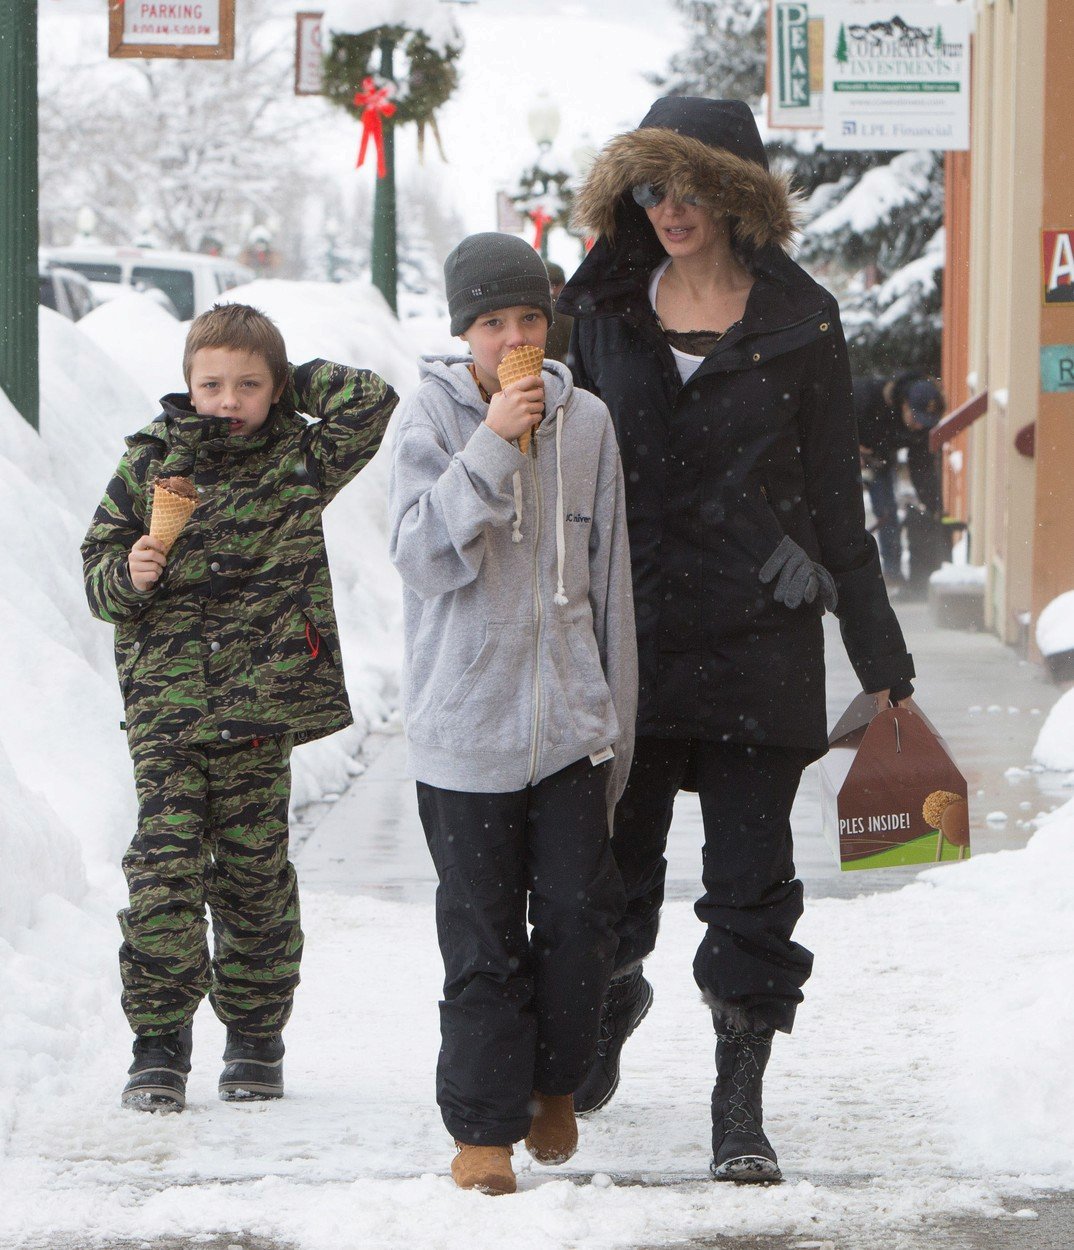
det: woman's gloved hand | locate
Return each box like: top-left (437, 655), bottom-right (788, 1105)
top-left (759, 535), bottom-right (839, 611)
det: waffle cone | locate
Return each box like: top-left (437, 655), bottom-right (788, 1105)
top-left (497, 345), bottom-right (545, 455)
top-left (149, 480), bottom-right (197, 554)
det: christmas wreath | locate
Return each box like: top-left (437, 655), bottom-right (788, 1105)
top-left (322, 25), bottom-right (461, 128)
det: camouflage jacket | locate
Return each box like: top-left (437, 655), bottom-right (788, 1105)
top-left (82, 359), bottom-right (398, 753)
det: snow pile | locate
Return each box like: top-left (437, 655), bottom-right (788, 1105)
top-left (1035, 589), bottom-right (1074, 658)
top-left (943, 797), bottom-right (1074, 1174)
top-left (930, 562), bottom-right (986, 588)
top-left (78, 292), bottom-right (188, 408)
top-left (1033, 690), bottom-right (1074, 771)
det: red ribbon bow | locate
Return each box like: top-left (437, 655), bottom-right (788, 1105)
top-left (353, 77), bottom-right (396, 178)
top-left (530, 207), bottom-right (554, 252)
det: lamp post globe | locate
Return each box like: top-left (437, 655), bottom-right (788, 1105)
top-left (527, 93), bottom-right (560, 152)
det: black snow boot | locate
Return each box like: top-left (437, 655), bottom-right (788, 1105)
top-left (573, 967), bottom-right (654, 1115)
top-left (218, 1029), bottom-right (285, 1101)
top-left (710, 1022), bottom-right (782, 1184)
top-left (121, 1025), bottom-right (193, 1112)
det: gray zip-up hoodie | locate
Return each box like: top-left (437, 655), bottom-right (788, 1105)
top-left (388, 355), bottom-right (637, 803)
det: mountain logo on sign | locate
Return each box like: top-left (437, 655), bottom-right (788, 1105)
top-left (836, 15), bottom-right (964, 64)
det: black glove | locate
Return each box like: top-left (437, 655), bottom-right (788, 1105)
top-left (759, 535), bottom-right (839, 612)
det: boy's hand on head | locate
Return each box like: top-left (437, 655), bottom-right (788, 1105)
top-left (486, 375), bottom-right (544, 445)
top-left (128, 536), bottom-right (167, 592)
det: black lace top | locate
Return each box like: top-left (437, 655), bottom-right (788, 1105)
top-left (664, 327), bottom-right (735, 357)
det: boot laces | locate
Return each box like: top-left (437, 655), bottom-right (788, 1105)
top-left (595, 972), bottom-right (639, 1057)
top-left (594, 1003), bottom-right (615, 1057)
top-left (724, 1031), bottom-right (768, 1138)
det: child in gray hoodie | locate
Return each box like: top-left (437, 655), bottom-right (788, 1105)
top-left (388, 233), bottom-right (637, 1195)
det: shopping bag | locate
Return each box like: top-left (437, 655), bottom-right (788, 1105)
top-left (818, 692), bottom-right (970, 871)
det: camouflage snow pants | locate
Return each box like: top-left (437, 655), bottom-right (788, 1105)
top-left (120, 735), bottom-right (303, 1037)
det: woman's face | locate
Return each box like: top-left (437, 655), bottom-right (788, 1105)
top-left (644, 198), bottom-right (725, 260)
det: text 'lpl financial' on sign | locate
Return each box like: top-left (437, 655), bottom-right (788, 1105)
top-left (822, 3), bottom-right (971, 151)
top-left (768, 1), bottom-right (824, 130)
top-left (108, 0), bottom-right (234, 59)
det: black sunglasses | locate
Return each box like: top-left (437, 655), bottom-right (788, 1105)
top-left (631, 182), bottom-right (700, 209)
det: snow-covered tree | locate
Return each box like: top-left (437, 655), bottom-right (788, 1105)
top-left (39, 0), bottom-right (315, 269)
top-left (652, 0), bottom-right (768, 103)
top-left (654, 0), bottom-right (944, 375)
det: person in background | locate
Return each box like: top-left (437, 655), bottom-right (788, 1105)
top-left (543, 262), bottom-right (574, 367)
top-left (852, 371), bottom-right (947, 597)
top-left (558, 96), bottom-right (916, 1183)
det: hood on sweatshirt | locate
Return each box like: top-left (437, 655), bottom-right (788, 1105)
top-left (415, 353), bottom-right (576, 605)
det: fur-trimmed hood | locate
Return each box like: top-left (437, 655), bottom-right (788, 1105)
top-left (572, 97), bottom-right (800, 254)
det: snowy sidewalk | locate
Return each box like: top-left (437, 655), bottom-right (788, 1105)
top-left (3, 606), bottom-right (1074, 1250)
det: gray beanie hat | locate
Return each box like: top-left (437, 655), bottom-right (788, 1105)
top-left (445, 232), bottom-right (554, 336)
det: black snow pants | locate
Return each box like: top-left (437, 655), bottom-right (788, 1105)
top-left (610, 736), bottom-right (814, 1035)
top-left (416, 756), bottom-right (625, 1145)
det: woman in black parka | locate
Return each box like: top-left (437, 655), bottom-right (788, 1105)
top-left (558, 97), bottom-right (916, 1182)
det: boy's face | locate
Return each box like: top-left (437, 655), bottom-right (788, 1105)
top-left (460, 305), bottom-right (548, 392)
top-left (188, 346), bottom-right (285, 438)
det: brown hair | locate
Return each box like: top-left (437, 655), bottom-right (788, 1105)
top-left (183, 303), bottom-right (288, 392)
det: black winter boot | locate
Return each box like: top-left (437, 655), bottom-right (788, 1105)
top-left (121, 1025), bottom-right (193, 1112)
top-left (573, 967), bottom-right (654, 1115)
top-left (710, 1022), bottom-right (782, 1183)
top-left (219, 1029), bottom-right (285, 1101)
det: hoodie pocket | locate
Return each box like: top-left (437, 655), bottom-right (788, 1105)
top-left (428, 621), bottom-right (532, 752)
top-left (546, 625), bottom-right (616, 747)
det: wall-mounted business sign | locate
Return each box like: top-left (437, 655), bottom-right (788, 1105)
top-left (1043, 231), bottom-right (1074, 305)
top-left (1040, 347), bottom-right (1074, 393)
top-left (108, 0), bottom-right (235, 59)
top-left (768, 1), bottom-right (825, 130)
top-left (822, 4), bottom-right (971, 150)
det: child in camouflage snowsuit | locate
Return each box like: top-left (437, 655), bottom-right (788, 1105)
top-left (82, 304), bottom-right (398, 1112)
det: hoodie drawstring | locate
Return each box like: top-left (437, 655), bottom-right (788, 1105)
top-left (553, 405), bottom-right (568, 606)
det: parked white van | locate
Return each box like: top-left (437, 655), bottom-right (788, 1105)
top-left (39, 246), bottom-right (254, 322)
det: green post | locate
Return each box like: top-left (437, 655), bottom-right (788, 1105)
top-left (0, 0), bottom-right (39, 429)
top-left (371, 34), bottom-right (398, 315)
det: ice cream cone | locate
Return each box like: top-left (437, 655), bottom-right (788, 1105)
top-left (149, 476), bottom-right (198, 555)
top-left (497, 345), bottom-right (545, 455)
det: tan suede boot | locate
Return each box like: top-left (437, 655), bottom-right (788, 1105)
top-left (450, 1143), bottom-right (516, 1195)
top-left (524, 1092), bottom-right (578, 1165)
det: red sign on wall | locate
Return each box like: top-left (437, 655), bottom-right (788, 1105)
top-left (1043, 230), bottom-right (1074, 305)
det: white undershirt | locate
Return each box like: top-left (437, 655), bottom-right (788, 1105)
top-left (649, 258), bottom-right (704, 384)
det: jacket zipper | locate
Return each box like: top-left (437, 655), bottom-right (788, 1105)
top-left (527, 437), bottom-right (543, 785)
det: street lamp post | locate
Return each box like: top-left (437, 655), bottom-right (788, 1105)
top-left (0, 0), bottom-right (39, 429)
top-left (324, 217), bottom-right (341, 283)
top-left (370, 34), bottom-right (398, 315)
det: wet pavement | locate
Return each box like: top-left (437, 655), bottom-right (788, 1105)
top-left (23, 1187), bottom-right (1074, 1250)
